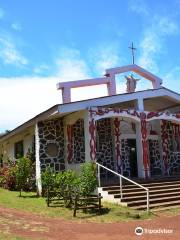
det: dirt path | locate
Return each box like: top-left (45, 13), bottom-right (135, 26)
top-left (0, 206), bottom-right (179, 240)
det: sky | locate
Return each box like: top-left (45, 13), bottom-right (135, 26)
top-left (0, 0), bottom-right (180, 131)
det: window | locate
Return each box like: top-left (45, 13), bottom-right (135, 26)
top-left (45, 143), bottom-right (58, 157)
top-left (14, 140), bottom-right (24, 158)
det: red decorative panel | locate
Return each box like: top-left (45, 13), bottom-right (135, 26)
top-left (89, 107), bottom-right (140, 120)
top-left (67, 124), bottom-right (73, 163)
top-left (114, 118), bottom-right (122, 173)
top-left (89, 107), bottom-right (180, 122)
top-left (140, 112), bottom-right (150, 178)
top-left (89, 118), bottom-right (96, 161)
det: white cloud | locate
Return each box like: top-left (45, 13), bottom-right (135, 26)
top-left (0, 35), bottom-right (28, 66)
top-left (163, 66), bottom-right (180, 90)
top-left (0, 77), bottom-right (60, 130)
top-left (33, 64), bottom-right (50, 74)
top-left (129, 1), bottom-right (179, 74)
top-left (11, 22), bottom-right (22, 31)
top-left (138, 16), bottom-right (178, 73)
top-left (55, 47), bottom-right (91, 81)
top-left (89, 43), bottom-right (122, 75)
top-left (0, 76), bottom-right (108, 131)
top-left (0, 8), bottom-right (4, 19)
top-left (0, 47), bottom-right (109, 131)
top-left (128, 0), bottom-right (149, 17)
top-left (55, 47), bottom-right (108, 101)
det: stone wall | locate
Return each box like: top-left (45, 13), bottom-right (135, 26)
top-left (121, 139), bottom-right (131, 177)
top-left (169, 153), bottom-right (180, 175)
top-left (72, 119), bottom-right (85, 164)
top-left (149, 140), bottom-right (162, 176)
top-left (96, 118), bottom-right (115, 178)
top-left (161, 121), bottom-right (180, 175)
top-left (38, 119), bottom-right (65, 172)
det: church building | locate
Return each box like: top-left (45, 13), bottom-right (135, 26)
top-left (0, 64), bottom-right (180, 207)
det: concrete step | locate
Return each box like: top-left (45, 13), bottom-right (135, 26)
top-left (128, 180), bottom-right (180, 187)
top-left (132, 200), bottom-right (180, 210)
top-left (103, 185), bottom-right (180, 192)
top-left (127, 195), bottom-right (180, 207)
top-left (120, 191), bottom-right (180, 202)
top-left (102, 181), bottom-right (180, 191)
top-left (107, 186), bottom-right (180, 195)
top-left (113, 187), bottom-right (180, 198)
top-left (100, 179), bottom-right (180, 210)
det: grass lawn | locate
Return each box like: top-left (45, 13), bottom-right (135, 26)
top-left (0, 188), bottom-right (152, 223)
top-left (0, 232), bottom-right (30, 240)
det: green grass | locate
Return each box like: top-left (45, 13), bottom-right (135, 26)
top-left (0, 188), bottom-right (153, 223)
top-left (0, 232), bottom-right (31, 240)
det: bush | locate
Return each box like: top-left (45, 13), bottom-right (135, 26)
top-left (55, 170), bottom-right (79, 207)
top-left (15, 157), bottom-right (32, 196)
top-left (0, 165), bottom-right (17, 190)
top-left (41, 162), bottom-right (98, 206)
top-left (56, 170), bottom-right (79, 191)
top-left (41, 166), bottom-right (56, 195)
top-left (79, 162), bottom-right (97, 196)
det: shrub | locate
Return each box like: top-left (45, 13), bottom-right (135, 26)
top-left (41, 162), bottom-right (98, 205)
top-left (41, 166), bottom-right (56, 195)
top-left (15, 157), bottom-right (32, 196)
top-left (79, 162), bottom-right (97, 196)
top-left (55, 170), bottom-right (79, 207)
top-left (56, 170), bottom-right (79, 192)
top-left (56, 170), bottom-right (79, 190)
top-left (0, 165), bottom-right (17, 190)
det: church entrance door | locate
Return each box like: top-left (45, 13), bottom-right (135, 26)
top-left (127, 139), bottom-right (138, 178)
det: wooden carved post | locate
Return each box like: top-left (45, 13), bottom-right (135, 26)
top-left (140, 112), bottom-right (150, 178)
top-left (114, 118), bottom-right (122, 173)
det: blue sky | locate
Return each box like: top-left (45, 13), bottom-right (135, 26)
top-left (0, 0), bottom-right (180, 131)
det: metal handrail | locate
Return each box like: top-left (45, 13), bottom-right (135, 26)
top-left (96, 162), bottom-right (149, 212)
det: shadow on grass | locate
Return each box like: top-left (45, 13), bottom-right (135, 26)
top-left (72, 208), bottom-right (111, 219)
top-left (47, 204), bottom-right (111, 219)
top-left (19, 194), bottom-right (39, 199)
top-left (115, 211), bottom-right (141, 219)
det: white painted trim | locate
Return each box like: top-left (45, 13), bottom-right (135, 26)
top-left (93, 112), bottom-right (140, 122)
top-left (35, 124), bottom-right (42, 196)
top-left (136, 98), bottom-right (144, 111)
top-left (145, 113), bottom-right (180, 123)
top-left (58, 88), bottom-right (180, 115)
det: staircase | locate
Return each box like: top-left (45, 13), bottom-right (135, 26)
top-left (99, 178), bottom-right (180, 211)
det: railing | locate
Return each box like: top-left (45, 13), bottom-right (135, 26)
top-left (96, 162), bottom-right (150, 212)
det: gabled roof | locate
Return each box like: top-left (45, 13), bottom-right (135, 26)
top-left (0, 87), bottom-right (179, 142)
